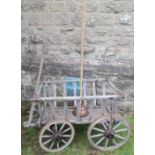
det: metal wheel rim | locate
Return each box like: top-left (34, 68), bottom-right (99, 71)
top-left (87, 115), bottom-right (130, 151)
top-left (39, 120), bottom-right (75, 152)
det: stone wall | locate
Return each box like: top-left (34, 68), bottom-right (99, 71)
top-left (21, 0), bottom-right (134, 110)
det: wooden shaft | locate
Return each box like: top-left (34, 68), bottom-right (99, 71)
top-left (80, 5), bottom-right (85, 97)
top-left (34, 46), bottom-right (45, 94)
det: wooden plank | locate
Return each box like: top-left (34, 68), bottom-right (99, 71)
top-left (32, 95), bottom-right (120, 102)
top-left (41, 79), bottom-right (98, 84)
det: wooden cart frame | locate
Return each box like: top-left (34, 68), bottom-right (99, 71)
top-left (23, 4), bottom-right (130, 153)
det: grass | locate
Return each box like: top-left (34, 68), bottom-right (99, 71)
top-left (22, 105), bottom-right (134, 155)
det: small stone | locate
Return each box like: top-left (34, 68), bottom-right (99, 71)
top-left (60, 26), bottom-right (75, 32)
top-left (120, 14), bottom-right (132, 25)
top-left (106, 47), bottom-right (118, 57)
top-left (29, 35), bottom-right (44, 44)
top-left (86, 14), bottom-right (99, 27)
top-left (75, 46), bottom-right (96, 55)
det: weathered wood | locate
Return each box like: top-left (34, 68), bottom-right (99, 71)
top-left (53, 83), bottom-right (57, 107)
top-left (89, 101), bottom-right (93, 121)
top-left (102, 82), bottom-right (105, 96)
top-left (64, 101), bottom-right (68, 120)
top-left (93, 81), bottom-right (96, 106)
top-left (32, 95), bottom-right (120, 102)
top-left (77, 101), bottom-right (80, 122)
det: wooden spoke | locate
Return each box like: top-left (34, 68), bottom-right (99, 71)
top-left (92, 127), bottom-right (105, 133)
top-left (47, 127), bottom-right (54, 134)
top-left (112, 139), bottom-right (117, 145)
top-left (43, 139), bottom-right (52, 145)
top-left (42, 135), bottom-right (52, 138)
top-left (105, 139), bottom-right (109, 147)
top-left (62, 134), bottom-right (72, 138)
top-left (114, 134), bottom-right (125, 140)
top-left (113, 122), bottom-right (123, 130)
top-left (115, 128), bottom-right (128, 133)
top-left (90, 133), bottom-right (103, 138)
top-left (62, 127), bottom-right (71, 134)
top-left (101, 121), bottom-right (107, 130)
top-left (61, 139), bottom-right (68, 145)
top-left (95, 137), bottom-right (105, 145)
top-left (57, 142), bottom-right (60, 149)
top-left (59, 123), bottom-right (65, 132)
top-left (55, 123), bottom-right (58, 131)
top-left (49, 141), bottom-right (54, 150)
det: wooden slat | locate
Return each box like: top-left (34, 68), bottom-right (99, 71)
top-left (93, 81), bottom-right (96, 106)
top-left (100, 99), bottom-right (106, 115)
top-left (63, 82), bottom-right (66, 97)
top-left (73, 82), bottom-right (77, 106)
top-left (77, 101), bottom-right (80, 122)
top-left (102, 82), bottom-right (105, 95)
top-left (89, 101), bottom-right (93, 121)
top-left (53, 83), bottom-right (57, 107)
top-left (32, 95), bottom-right (120, 102)
top-left (64, 101), bottom-right (68, 120)
top-left (83, 81), bottom-right (86, 96)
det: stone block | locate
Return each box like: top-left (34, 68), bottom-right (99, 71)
top-left (21, 13), bottom-right (28, 25)
top-left (98, 14), bottom-right (114, 26)
top-left (75, 46), bottom-right (96, 55)
top-left (85, 0), bottom-right (98, 12)
top-left (117, 47), bottom-right (134, 59)
top-left (86, 14), bottom-right (99, 27)
top-left (114, 36), bottom-right (134, 47)
top-left (100, 1), bottom-right (134, 13)
top-left (65, 0), bottom-right (78, 12)
top-left (42, 13), bottom-right (54, 26)
top-left (54, 13), bottom-right (70, 26)
top-left (46, 1), bottom-right (65, 12)
top-left (29, 35), bottom-right (45, 44)
top-left (105, 46), bottom-right (118, 57)
top-left (22, 0), bottom-right (46, 12)
top-left (70, 13), bottom-right (82, 26)
top-left (28, 14), bottom-right (42, 26)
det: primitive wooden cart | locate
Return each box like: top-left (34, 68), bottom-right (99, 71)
top-left (23, 5), bottom-right (130, 153)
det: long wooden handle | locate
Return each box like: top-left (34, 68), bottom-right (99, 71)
top-left (80, 5), bottom-right (85, 97)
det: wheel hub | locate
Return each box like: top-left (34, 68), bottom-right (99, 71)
top-left (52, 132), bottom-right (62, 142)
top-left (104, 130), bottom-right (114, 139)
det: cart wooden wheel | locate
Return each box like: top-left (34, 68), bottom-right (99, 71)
top-left (39, 120), bottom-right (75, 152)
top-left (87, 115), bottom-right (130, 151)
